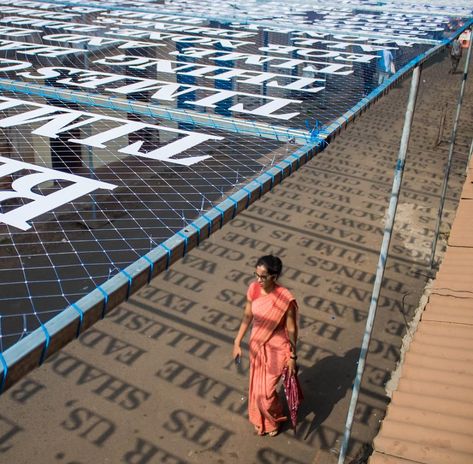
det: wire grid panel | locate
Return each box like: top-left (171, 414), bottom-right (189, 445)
top-left (0, 95), bottom-right (289, 351)
top-left (0, 0), bottom-right (471, 359)
top-left (0, 2), bottom-right (447, 131)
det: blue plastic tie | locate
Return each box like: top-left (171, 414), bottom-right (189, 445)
top-left (280, 159), bottom-right (293, 174)
top-left (202, 214), bottom-right (213, 236)
top-left (71, 303), bottom-right (84, 338)
top-left (121, 270), bottom-right (133, 300)
top-left (268, 171), bottom-right (276, 189)
top-left (306, 119), bottom-right (329, 149)
top-left (317, 137), bottom-right (328, 149)
top-left (253, 178), bottom-right (264, 197)
top-left (189, 222), bottom-right (201, 246)
top-left (214, 205), bottom-right (225, 229)
top-left (97, 285), bottom-right (109, 319)
top-left (0, 353), bottom-right (8, 394)
top-left (176, 231), bottom-right (189, 256)
top-left (228, 196), bottom-right (238, 218)
top-left (241, 187), bottom-right (252, 208)
top-left (160, 243), bottom-right (172, 270)
top-left (39, 324), bottom-right (50, 366)
top-left (142, 255), bottom-right (154, 283)
top-left (306, 119), bottom-right (319, 141)
top-left (289, 153), bottom-right (300, 169)
top-left (305, 119), bottom-right (312, 133)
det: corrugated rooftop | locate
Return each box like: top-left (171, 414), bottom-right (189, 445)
top-left (370, 156), bottom-right (473, 464)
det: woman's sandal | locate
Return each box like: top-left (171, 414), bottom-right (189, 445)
top-left (254, 425), bottom-right (278, 437)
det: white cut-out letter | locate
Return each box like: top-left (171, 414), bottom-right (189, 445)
top-left (0, 156), bottom-right (116, 230)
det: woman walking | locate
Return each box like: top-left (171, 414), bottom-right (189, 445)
top-left (233, 255), bottom-right (298, 436)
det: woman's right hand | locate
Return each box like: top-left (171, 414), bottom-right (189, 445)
top-left (232, 343), bottom-right (242, 361)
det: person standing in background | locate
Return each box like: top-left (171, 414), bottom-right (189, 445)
top-left (449, 38), bottom-right (463, 73)
top-left (378, 48), bottom-right (395, 84)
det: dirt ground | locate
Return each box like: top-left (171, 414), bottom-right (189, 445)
top-left (0, 52), bottom-right (471, 464)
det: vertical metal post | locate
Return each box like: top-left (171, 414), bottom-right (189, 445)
top-left (467, 138), bottom-right (473, 173)
top-left (337, 66), bottom-right (422, 464)
top-left (431, 33), bottom-right (473, 268)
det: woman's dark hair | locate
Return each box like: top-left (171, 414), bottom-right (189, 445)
top-left (256, 255), bottom-right (283, 278)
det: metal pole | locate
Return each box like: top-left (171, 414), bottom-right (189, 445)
top-left (337, 65), bottom-right (422, 464)
top-left (467, 138), bottom-right (473, 173)
top-left (430, 33), bottom-right (473, 269)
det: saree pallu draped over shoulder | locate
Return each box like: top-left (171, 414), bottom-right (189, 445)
top-left (247, 281), bottom-right (297, 435)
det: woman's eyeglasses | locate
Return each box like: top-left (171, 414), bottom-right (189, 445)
top-left (254, 272), bottom-right (272, 281)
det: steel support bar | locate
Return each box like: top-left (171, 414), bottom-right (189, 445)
top-left (430, 31), bottom-right (473, 268)
top-left (0, 78), bottom-right (310, 144)
top-left (468, 138), bottom-right (473, 171)
top-left (337, 65), bottom-right (422, 464)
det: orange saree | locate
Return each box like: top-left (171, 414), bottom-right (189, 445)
top-left (247, 281), bottom-right (297, 435)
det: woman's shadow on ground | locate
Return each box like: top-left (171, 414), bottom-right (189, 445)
top-left (295, 348), bottom-right (361, 440)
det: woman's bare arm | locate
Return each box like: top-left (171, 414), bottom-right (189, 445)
top-left (232, 300), bottom-right (253, 360)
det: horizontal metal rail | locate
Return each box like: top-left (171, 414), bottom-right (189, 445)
top-left (0, 78), bottom-right (311, 144)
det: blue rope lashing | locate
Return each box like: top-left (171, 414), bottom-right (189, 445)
top-left (202, 214), bottom-right (213, 237)
top-left (160, 243), bottom-right (172, 270)
top-left (396, 158), bottom-right (405, 171)
top-left (268, 171), bottom-right (276, 190)
top-left (307, 119), bottom-right (329, 149)
top-left (214, 206), bottom-right (225, 229)
top-left (306, 119), bottom-right (320, 141)
top-left (241, 187), bottom-right (252, 209)
top-left (0, 353), bottom-right (8, 394)
top-left (121, 270), bottom-right (133, 300)
top-left (142, 255), bottom-right (154, 283)
top-left (228, 196), bottom-right (238, 218)
top-left (317, 137), bottom-right (328, 149)
top-left (39, 324), bottom-right (50, 366)
top-left (280, 159), bottom-right (293, 175)
top-left (289, 153), bottom-right (300, 169)
top-left (97, 285), bottom-right (109, 319)
top-left (253, 178), bottom-right (264, 197)
top-left (189, 223), bottom-right (201, 246)
top-left (176, 231), bottom-right (188, 256)
top-left (71, 303), bottom-right (84, 338)
top-left (275, 165), bottom-right (285, 183)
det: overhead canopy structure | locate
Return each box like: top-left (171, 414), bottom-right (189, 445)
top-left (0, 0), bottom-right (471, 390)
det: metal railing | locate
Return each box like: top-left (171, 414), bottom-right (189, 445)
top-left (338, 27), bottom-right (473, 463)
